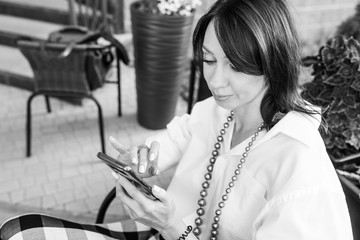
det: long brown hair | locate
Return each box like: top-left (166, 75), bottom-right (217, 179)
top-left (193, 0), bottom-right (320, 128)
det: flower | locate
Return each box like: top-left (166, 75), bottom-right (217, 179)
top-left (141, 0), bottom-right (202, 16)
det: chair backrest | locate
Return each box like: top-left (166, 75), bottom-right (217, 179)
top-left (17, 40), bottom-right (103, 94)
top-left (68, 0), bottom-right (121, 33)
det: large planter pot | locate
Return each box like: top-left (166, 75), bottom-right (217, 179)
top-left (332, 153), bottom-right (360, 240)
top-left (131, 1), bottom-right (194, 129)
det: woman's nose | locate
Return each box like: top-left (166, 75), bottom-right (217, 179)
top-left (206, 65), bottom-right (228, 89)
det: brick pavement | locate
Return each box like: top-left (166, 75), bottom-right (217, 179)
top-left (0, 63), bottom-right (186, 224)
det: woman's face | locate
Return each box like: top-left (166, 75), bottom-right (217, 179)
top-left (202, 21), bottom-right (268, 111)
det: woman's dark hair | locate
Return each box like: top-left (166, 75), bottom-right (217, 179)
top-left (193, 0), bottom-right (319, 128)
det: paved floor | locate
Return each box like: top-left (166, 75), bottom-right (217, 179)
top-left (0, 63), bottom-right (187, 225)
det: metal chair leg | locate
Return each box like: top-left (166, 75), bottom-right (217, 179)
top-left (88, 96), bottom-right (106, 154)
top-left (26, 92), bottom-right (40, 157)
top-left (95, 187), bottom-right (116, 224)
top-left (45, 95), bottom-right (51, 113)
top-left (116, 49), bottom-right (122, 117)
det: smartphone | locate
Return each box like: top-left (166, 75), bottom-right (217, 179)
top-left (97, 152), bottom-right (159, 201)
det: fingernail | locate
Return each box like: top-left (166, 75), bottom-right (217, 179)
top-left (111, 171), bottom-right (119, 179)
top-left (139, 165), bottom-right (145, 173)
top-left (155, 168), bottom-right (159, 176)
top-left (149, 153), bottom-right (156, 161)
top-left (153, 185), bottom-right (160, 193)
top-left (109, 136), bottom-right (117, 144)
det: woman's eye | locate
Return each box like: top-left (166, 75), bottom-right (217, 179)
top-left (203, 59), bottom-right (216, 65)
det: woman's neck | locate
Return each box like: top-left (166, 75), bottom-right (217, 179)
top-left (230, 108), bottom-right (264, 148)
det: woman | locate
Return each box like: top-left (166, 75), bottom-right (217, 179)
top-left (1, 0), bottom-right (353, 239)
top-left (110, 0), bottom-right (353, 239)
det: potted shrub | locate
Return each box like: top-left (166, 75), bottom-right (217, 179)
top-left (130, 0), bottom-right (202, 129)
top-left (300, 35), bottom-right (360, 239)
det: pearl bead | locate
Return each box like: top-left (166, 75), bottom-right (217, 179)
top-left (218, 201), bottom-right (225, 208)
top-left (226, 187), bottom-right (231, 193)
top-left (237, 164), bottom-right (243, 168)
top-left (210, 157), bottom-right (216, 164)
top-left (205, 173), bottom-right (212, 180)
top-left (202, 181), bottom-right (209, 189)
top-left (212, 222), bottom-right (219, 229)
top-left (197, 208), bottom-right (205, 216)
top-left (198, 198), bottom-right (206, 206)
top-left (232, 176), bottom-right (237, 181)
top-left (243, 152), bottom-right (248, 157)
top-left (248, 142), bottom-right (253, 146)
top-left (255, 132), bottom-right (258, 136)
top-left (195, 217), bottom-right (203, 226)
top-left (207, 165), bottom-right (214, 172)
top-left (222, 195), bottom-right (228, 201)
top-left (214, 143), bottom-right (220, 149)
top-left (193, 227), bottom-right (201, 236)
top-left (227, 116), bottom-right (233, 122)
top-left (200, 190), bottom-right (207, 197)
top-left (235, 169), bottom-right (240, 175)
top-left (214, 216), bottom-right (220, 222)
top-left (211, 230), bottom-right (218, 236)
top-left (224, 122), bottom-right (229, 128)
top-left (245, 147), bottom-right (250, 151)
top-left (220, 129), bottom-right (226, 135)
top-left (212, 150), bottom-right (218, 156)
top-left (215, 209), bottom-right (222, 216)
top-left (252, 137), bottom-right (256, 141)
top-left (229, 182), bottom-right (234, 187)
top-left (210, 237), bottom-right (216, 240)
top-left (258, 127), bottom-right (263, 131)
top-left (217, 136), bottom-right (223, 142)
top-left (240, 158), bottom-right (245, 163)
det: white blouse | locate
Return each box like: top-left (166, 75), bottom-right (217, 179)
top-left (146, 97), bottom-right (353, 240)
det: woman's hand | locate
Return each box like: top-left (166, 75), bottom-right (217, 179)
top-left (109, 136), bottom-right (160, 178)
top-left (112, 172), bottom-right (180, 232)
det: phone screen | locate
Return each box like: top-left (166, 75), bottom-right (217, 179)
top-left (97, 152), bottom-right (159, 201)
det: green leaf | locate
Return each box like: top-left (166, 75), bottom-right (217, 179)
top-left (343, 95), bottom-right (356, 107)
top-left (317, 88), bottom-right (334, 103)
top-left (345, 108), bottom-right (358, 120)
top-left (350, 79), bottom-right (360, 92)
top-left (331, 86), bottom-right (347, 98)
top-left (324, 74), bottom-right (346, 86)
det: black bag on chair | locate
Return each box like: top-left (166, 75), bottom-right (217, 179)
top-left (47, 26), bottom-right (114, 90)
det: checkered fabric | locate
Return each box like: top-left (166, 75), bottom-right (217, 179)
top-left (0, 214), bottom-right (160, 240)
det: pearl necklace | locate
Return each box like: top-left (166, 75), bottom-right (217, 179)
top-left (193, 111), bottom-right (265, 239)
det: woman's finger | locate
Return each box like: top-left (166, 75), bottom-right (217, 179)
top-left (149, 141), bottom-right (160, 162)
top-left (129, 146), bottom-right (139, 165)
top-left (109, 136), bottom-right (128, 154)
top-left (138, 146), bottom-right (149, 174)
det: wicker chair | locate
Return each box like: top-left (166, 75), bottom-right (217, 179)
top-left (17, 40), bottom-right (129, 157)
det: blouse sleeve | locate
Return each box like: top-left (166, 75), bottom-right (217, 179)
top-left (145, 113), bottom-right (193, 172)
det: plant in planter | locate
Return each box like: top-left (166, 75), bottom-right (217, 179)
top-left (301, 35), bottom-right (360, 182)
top-left (301, 35), bottom-right (360, 159)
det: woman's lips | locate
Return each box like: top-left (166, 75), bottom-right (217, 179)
top-left (213, 94), bottom-right (232, 101)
